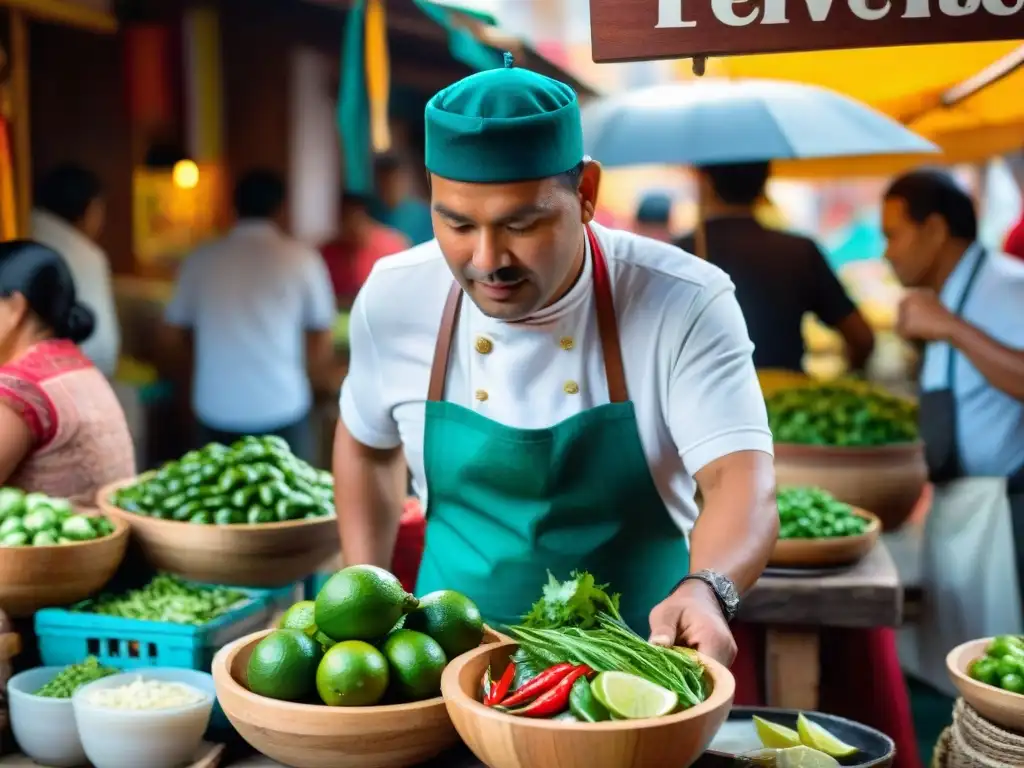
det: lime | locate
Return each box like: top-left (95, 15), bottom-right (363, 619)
top-left (754, 715), bottom-right (801, 749)
top-left (381, 629), bottom-right (447, 702)
top-left (246, 629), bottom-right (323, 702)
top-left (279, 600), bottom-right (318, 637)
top-left (314, 565), bottom-right (418, 642)
top-left (315, 640), bottom-right (389, 706)
top-left (796, 714), bottom-right (859, 758)
top-left (591, 671), bottom-right (678, 720)
top-left (775, 746), bottom-right (840, 768)
top-left (403, 590), bottom-right (484, 660)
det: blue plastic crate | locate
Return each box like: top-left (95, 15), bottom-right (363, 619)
top-left (34, 582), bottom-right (299, 672)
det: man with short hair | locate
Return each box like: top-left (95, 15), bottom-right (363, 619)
top-left (882, 169), bottom-right (1024, 693)
top-left (32, 164), bottom-right (120, 377)
top-left (676, 161), bottom-right (874, 373)
top-left (633, 192), bottom-right (674, 242)
top-left (335, 59), bottom-right (779, 662)
top-left (162, 170), bottom-right (336, 461)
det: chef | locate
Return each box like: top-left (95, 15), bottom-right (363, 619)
top-left (882, 170), bottom-right (1024, 693)
top-left (334, 56), bottom-right (778, 664)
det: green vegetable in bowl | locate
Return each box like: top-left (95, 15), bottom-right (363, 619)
top-left (73, 573), bottom-right (247, 625)
top-left (0, 488), bottom-right (115, 547)
top-left (776, 487), bottom-right (869, 540)
top-left (111, 436), bottom-right (335, 526)
top-left (968, 636), bottom-right (1024, 695)
top-left (766, 381), bottom-right (917, 447)
top-left (35, 657), bottom-right (118, 698)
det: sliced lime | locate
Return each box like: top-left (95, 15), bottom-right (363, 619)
top-left (796, 714), bottom-right (859, 758)
top-left (745, 746), bottom-right (840, 768)
top-left (590, 671), bottom-right (678, 720)
top-left (754, 715), bottom-right (801, 749)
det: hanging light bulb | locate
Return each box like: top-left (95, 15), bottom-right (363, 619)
top-left (172, 159), bottom-right (200, 189)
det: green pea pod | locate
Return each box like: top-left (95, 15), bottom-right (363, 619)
top-left (274, 499), bottom-right (300, 522)
top-left (258, 481), bottom-right (290, 508)
top-left (198, 462), bottom-right (223, 483)
top-left (218, 468), bottom-right (245, 494)
top-left (288, 490), bottom-right (317, 509)
top-left (200, 495), bottom-right (230, 511)
top-left (164, 477), bottom-right (185, 495)
top-left (261, 435), bottom-right (291, 454)
top-left (261, 464), bottom-right (287, 482)
top-left (239, 464), bottom-right (263, 485)
top-left (247, 506), bottom-right (276, 525)
top-left (201, 442), bottom-right (231, 460)
top-left (189, 510), bottom-right (213, 525)
top-left (160, 493), bottom-right (189, 513)
top-left (234, 443), bottom-right (270, 463)
top-left (214, 508), bottom-right (243, 525)
top-left (172, 501), bottom-right (203, 522)
top-left (146, 482), bottom-right (168, 499)
top-left (569, 677), bottom-right (610, 722)
top-left (231, 486), bottom-right (260, 509)
top-left (178, 461), bottom-right (204, 477)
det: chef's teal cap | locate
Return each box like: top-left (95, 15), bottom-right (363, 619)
top-left (425, 53), bottom-right (584, 184)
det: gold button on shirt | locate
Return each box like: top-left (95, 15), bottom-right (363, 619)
top-left (474, 336), bottom-right (494, 355)
top-left (559, 336), bottom-right (574, 351)
top-left (563, 381), bottom-right (580, 395)
top-left (475, 389), bottom-right (489, 402)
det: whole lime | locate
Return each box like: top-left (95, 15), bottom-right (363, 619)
top-left (278, 600), bottom-right (318, 636)
top-left (381, 629), bottom-right (447, 702)
top-left (315, 640), bottom-right (390, 706)
top-left (314, 565), bottom-right (418, 642)
top-left (403, 590), bottom-right (484, 660)
top-left (246, 629), bottom-right (322, 702)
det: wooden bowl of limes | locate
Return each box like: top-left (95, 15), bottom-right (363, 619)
top-left (947, 637), bottom-right (1024, 732)
top-left (213, 627), bottom-right (503, 768)
top-left (0, 508), bottom-right (129, 618)
top-left (98, 479), bottom-right (339, 588)
top-left (441, 640), bottom-right (734, 768)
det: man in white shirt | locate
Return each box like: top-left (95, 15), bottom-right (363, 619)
top-left (335, 58), bottom-right (778, 663)
top-left (882, 169), bottom-right (1024, 689)
top-left (31, 164), bottom-right (120, 377)
top-left (162, 170), bottom-right (337, 461)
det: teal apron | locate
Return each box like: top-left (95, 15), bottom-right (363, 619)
top-left (415, 226), bottom-right (691, 634)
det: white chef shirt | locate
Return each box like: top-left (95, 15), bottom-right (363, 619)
top-left (340, 223), bottom-right (774, 533)
top-left (31, 208), bottom-right (121, 378)
top-left (920, 243), bottom-right (1024, 477)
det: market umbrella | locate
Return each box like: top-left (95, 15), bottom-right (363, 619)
top-left (582, 78), bottom-right (939, 177)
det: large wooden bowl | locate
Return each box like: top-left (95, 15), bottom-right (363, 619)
top-left (769, 508), bottom-right (881, 568)
top-left (774, 442), bottom-right (927, 531)
top-left (0, 511), bottom-right (129, 617)
top-left (442, 640), bottom-right (734, 768)
top-left (947, 637), bottom-right (1024, 731)
top-left (213, 628), bottom-right (500, 768)
top-left (98, 479), bottom-right (339, 588)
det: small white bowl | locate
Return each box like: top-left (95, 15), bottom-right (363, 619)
top-left (8, 667), bottom-right (88, 767)
top-left (72, 668), bottom-right (214, 768)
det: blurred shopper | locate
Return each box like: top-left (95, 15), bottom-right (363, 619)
top-left (1005, 212), bottom-right (1024, 260)
top-left (633, 192), bottom-right (674, 242)
top-left (320, 191), bottom-right (409, 305)
top-left (0, 241), bottom-right (134, 502)
top-left (162, 170), bottom-right (336, 461)
top-left (883, 169), bottom-right (1024, 693)
top-left (31, 164), bottom-right (120, 377)
top-left (371, 153), bottom-right (434, 246)
top-left (676, 161), bottom-right (874, 373)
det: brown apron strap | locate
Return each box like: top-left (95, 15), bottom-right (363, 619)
top-left (427, 281), bottom-right (463, 402)
top-left (426, 225), bottom-right (629, 404)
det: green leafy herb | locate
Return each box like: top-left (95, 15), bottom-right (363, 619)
top-left (520, 571), bottom-right (623, 630)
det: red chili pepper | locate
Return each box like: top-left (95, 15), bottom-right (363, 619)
top-left (485, 661), bottom-right (516, 706)
top-left (481, 667), bottom-right (494, 703)
top-left (497, 662), bottom-right (576, 708)
top-left (506, 666), bottom-right (591, 718)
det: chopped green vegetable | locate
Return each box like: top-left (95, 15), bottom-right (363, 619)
top-left (776, 487), bottom-right (868, 540)
top-left (521, 571), bottom-right (623, 630)
top-left (35, 657), bottom-right (118, 698)
top-left (74, 573), bottom-right (247, 625)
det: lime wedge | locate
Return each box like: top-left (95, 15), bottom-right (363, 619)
top-left (776, 746), bottom-right (841, 768)
top-left (591, 671), bottom-right (678, 720)
top-left (754, 715), bottom-right (802, 748)
top-left (796, 714), bottom-right (859, 758)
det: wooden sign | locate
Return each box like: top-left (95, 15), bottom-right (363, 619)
top-left (589, 0), bottom-right (1024, 63)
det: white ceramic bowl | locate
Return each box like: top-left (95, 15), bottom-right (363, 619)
top-left (8, 667), bottom-right (87, 767)
top-left (72, 668), bottom-right (215, 768)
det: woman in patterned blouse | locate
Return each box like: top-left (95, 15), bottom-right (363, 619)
top-left (0, 240), bottom-right (134, 504)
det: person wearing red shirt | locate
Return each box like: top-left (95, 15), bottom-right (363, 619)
top-left (1005, 213), bottom-right (1024, 260)
top-left (320, 192), bottom-right (410, 304)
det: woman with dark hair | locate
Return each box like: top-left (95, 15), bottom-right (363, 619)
top-left (0, 240), bottom-right (135, 503)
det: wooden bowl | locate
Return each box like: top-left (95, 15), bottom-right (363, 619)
top-left (947, 637), bottom-right (1024, 731)
top-left (213, 628), bottom-right (500, 768)
top-left (774, 442), bottom-right (927, 531)
top-left (98, 479), bottom-right (339, 588)
top-left (0, 511), bottom-right (129, 617)
top-left (769, 508), bottom-right (881, 568)
top-left (442, 640), bottom-right (735, 768)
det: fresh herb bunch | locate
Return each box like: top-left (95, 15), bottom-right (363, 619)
top-left (520, 571), bottom-right (623, 630)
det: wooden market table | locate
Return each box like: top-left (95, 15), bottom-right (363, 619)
top-left (738, 542), bottom-right (904, 712)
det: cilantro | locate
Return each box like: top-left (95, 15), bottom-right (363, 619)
top-left (520, 571), bottom-right (623, 629)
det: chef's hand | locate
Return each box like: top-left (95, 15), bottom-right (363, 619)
top-left (897, 289), bottom-right (956, 343)
top-left (648, 580), bottom-right (737, 666)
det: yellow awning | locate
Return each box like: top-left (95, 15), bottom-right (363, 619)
top-left (1, 0), bottom-right (117, 32)
top-left (677, 41), bottom-right (1024, 177)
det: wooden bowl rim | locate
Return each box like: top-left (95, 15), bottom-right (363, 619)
top-left (213, 629), bottom-right (449, 716)
top-left (441, 639), bottom-right (735, 732)
top-left (947, 637), bottom-right (1024, 702)
top-left (0, 507), bottom-right (130, 553)
top-left (773, 440), bottom-right (924, 458)
top-left (98, 479), bottom-right (338, 534)
top-left (773, 507), bottom-right (881, 548)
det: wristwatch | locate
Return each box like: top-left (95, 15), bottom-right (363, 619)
top-left (675, 570), bottom-right (740, 622)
